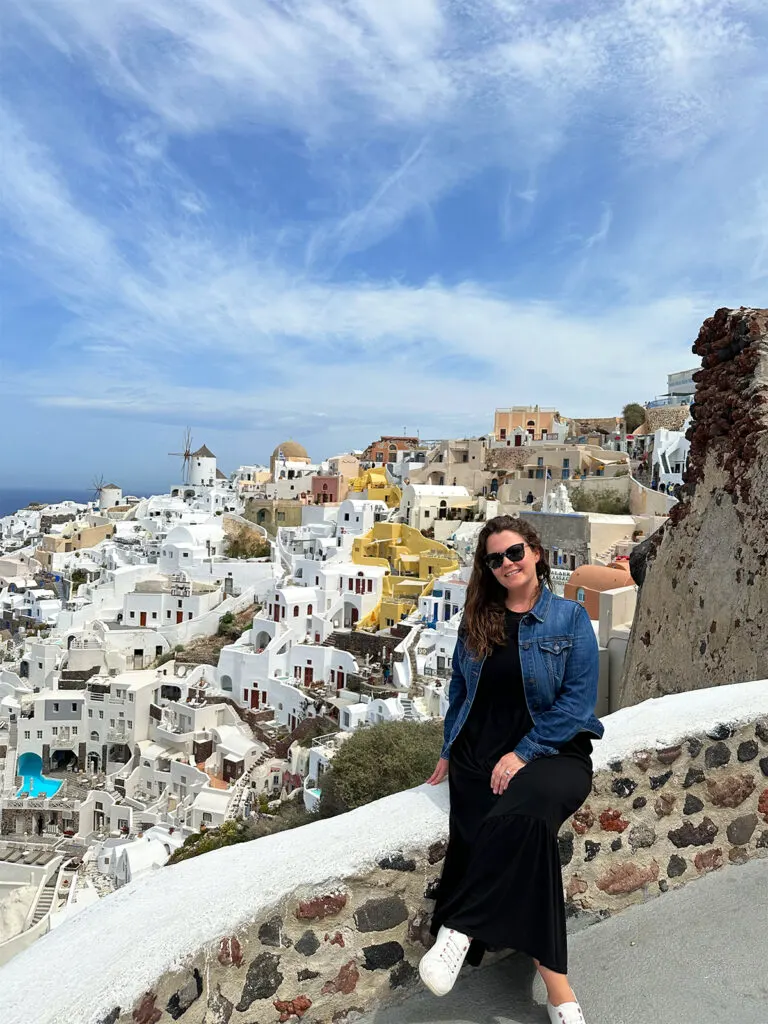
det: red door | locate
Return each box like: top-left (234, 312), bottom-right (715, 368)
top-left (140, 612), bottom-right (147, 627)
top-left (351, 608), bottom-right (359, 626)
top-left (304, 666), bottom-right (314, 686)
top-left (251, 690), bottom-right (260, 709)
top-left (274, 604), bottom-right (280, 622)
top-left (176, 611), bottom-right (183, 624)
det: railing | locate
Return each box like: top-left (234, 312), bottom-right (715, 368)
top-left (106, 730), bottom-right (130, 744)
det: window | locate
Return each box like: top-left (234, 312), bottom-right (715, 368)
top-left (152, 611), bottom-right (157, 619)
top-left (129, 692), bottom-right (134, 702)
top-left (188, 612), bottom-right (193, 619)
top-left (52, 727), bottom-right (58, 736)
top-left (99, 710), bottom-right (104, 719)
top-left (72, 726), bottom-right (78, 735)
top-left (53, 702), bottom-right (59, 711)
top-left (110, 719), bottom-right (115, 728)
top-left (128, 721), bottom-right (132, 729)
top-left (293, 606), bottom-right (299, 617)
top-left (499, 428), bottom-right (507, 440)
top-left (424, 510), bottom-right (429, 518)
top-left (71, 703), bottom-right (77, 711)
top-left (202, 812), bottom-right (213, 824)
top-left (130, 611), bottom-right (135, 618)
top-left (576, 588), bottom-right (585, 603)
top-left (344, 512), bottom-right (350, 521)
top-left (167, 610), bottom-right (171, 618)
top-left (178, 600), bottom-right (183, 609)
top-left (307, 604), bottom-right (313, 615)
top-left (88, 709), bottom-right (93, 718)
top-left (563, 458), bottom-right (570, 468)
top-left (537, 457), bottom-right (544, 467)
top-left (182, 551), bottom-right (189, 558)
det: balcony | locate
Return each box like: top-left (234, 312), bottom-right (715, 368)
top-left (106, 729), bottom-right (130, 745)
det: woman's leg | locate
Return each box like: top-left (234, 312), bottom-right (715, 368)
top-left (533, 959), bottom-right (575, 1006)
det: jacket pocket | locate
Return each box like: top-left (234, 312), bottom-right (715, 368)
top-left (537, 637), bottom-right (573, 689)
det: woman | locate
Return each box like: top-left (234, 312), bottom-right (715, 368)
top-left (420, 516), bottom-right (603, 1024)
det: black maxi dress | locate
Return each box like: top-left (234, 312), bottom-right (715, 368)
top-left (431, 609), bottom-right (594, 975)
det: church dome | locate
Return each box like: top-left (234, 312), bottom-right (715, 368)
top-left (272, 440), bottom-right (309, 461)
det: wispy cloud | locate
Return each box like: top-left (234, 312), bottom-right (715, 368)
top-left (1, 1), bottom-right (767, 485)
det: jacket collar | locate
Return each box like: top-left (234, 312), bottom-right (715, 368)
top-left (528, 584), bottom-right (553, 622)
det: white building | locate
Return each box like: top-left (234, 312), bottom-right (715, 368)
top-left (398, 484), bottom-right (475, 532)
top-left (158, 523), bottom-right (226, 573)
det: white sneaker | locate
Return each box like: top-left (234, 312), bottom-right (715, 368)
top-left (418, 925), bottom-right (471, 996)
top-left (547, 1000), bottom-right (586, 1024)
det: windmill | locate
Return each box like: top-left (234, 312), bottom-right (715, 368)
top-left (92, 474), bottom-right (106, 506)
top-left (169, 427), bottom-right (194, 484)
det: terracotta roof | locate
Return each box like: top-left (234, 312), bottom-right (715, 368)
top-left (566, 563), bottom-right (632, 593)
top-left (192, 445), bottom-right (216, 458)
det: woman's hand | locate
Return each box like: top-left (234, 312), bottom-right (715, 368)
top-left (491, 752), bottom-right (527, 795)
top-left (427, 757), bottom-right (449, 786)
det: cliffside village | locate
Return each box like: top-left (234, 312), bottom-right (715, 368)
top-left (0, 376), bottom-right (693, 955)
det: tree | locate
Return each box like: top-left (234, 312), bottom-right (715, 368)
top-left (224, 525), bottom-right (271, 560)
top-left (622, 403), bottom-right (646, 433)
top-left (318, 719), bottom-right (443, 818)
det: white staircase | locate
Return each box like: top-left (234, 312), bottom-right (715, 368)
top-left (31, 880), bottom-right (56, 925)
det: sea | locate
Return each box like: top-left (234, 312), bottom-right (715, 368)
top-left (0, 488), bottom-right (99, 519)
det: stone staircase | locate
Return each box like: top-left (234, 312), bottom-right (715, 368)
top-left (399, 697), bottom-right (417, 721)
top-left (31, 877), bottom-right (57, 925)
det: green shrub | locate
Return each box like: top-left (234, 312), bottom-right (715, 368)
top-left (168, 803), bottom-right (311, 865)
top-left (318, 719), bottom-right (443, 818)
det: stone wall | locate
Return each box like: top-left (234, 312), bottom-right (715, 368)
top-left (2, 681), bottom-right (767, 1024)
top-left (620, 307), bottom-right (768, 706)
top-left (560, 719), bottom-right (768, 912)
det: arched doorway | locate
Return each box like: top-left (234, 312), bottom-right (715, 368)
top-left (50, 749), bottom-right (78, 771)
top-left (220, 674), bottom-right (233, 691)
top-left (88, 751), bottom-right (100, 773)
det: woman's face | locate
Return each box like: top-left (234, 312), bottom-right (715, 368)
top-left (485, 529), bottom-right (541, 595)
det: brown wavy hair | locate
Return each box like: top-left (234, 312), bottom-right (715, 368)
top-left (462, 516), bottom-right (552, 657)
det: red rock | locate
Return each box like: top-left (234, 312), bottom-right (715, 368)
top-left (132, 992), bottom-right (162, 1024)
top-left (705, 774), bottom-right (756, 808)
top-left (296, 893), bottom-right (347, 920)
top-left (217, 936), bottom-right (243, 967)
top-left (694, 848), bottom-right (724, 873)
top-left (596, 860), bottom-right (659, 895)
top-left (566, 876), bottom-right (588, 898)
top-left (274, 995), bottom-right (312, 1021)
top-left (758, 788), bottom-right (768, 823)
top-left (572, 806), bottom-right (595, 835)
top-left (321, 960), bottom-right (360, 996)
top-left (599, 809), bottom-right (629, 833)
top-left (326, 931), bottom-right (345, 947)
top-left (657, 745), bottom-right (683, 765)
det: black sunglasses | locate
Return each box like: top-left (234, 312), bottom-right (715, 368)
top-left (484, 543), bottom-right (527, 570)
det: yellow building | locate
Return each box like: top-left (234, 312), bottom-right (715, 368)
top-left (347, 466), bottom-right (401, 509)
top-left (494, 405), bottom-right (562, 443)
top-left (352, 523), bottom-right (458, 631)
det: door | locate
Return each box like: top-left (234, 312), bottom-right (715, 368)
top-left (304, 666), bottom-right (314, 686)
top-left (177, 611), bottom-right (184, 624)
top-left (250, 690), bottom-right (260, 709)
top-left (274, 604), bottom-right (281, 622)
top-left (140, 612), bottom-right (147, 627)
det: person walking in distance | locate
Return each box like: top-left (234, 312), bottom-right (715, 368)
top-left (420, 515), bottom-right (603, 1024)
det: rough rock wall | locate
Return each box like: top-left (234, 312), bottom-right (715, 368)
top-left (619, 307), bottom-right (768, 707)
top-left (90, 716), bottom-right (768, 1024)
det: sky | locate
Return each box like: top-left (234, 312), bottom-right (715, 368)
top-left (1, 1), bottom-right (767, 493)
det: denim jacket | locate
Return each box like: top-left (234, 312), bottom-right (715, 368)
top-left (441, 587), bottom-right (604, 763)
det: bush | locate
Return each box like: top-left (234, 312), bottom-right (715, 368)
top-left (168, 803), bottom-right (311, 865)
top-left (217, 611), bottom-right (241, 639)
top-left (569, 487), bottom-right (630, 515)
top-left (224, 525), bottom-right (271, 559)
top-left (622, 402), bottom-right (646, 433)
top-left (70, 569), bottom-right (87, 588)
top-left (318, 719), bottom-right (443, 818)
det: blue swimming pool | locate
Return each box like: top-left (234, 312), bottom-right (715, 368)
top-left (15, 752), bottom-right (63, 799)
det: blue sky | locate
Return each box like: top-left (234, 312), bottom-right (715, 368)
top-left (1, 1), bottom-right (767, 493)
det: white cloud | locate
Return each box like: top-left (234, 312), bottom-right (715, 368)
top-left (1, 0), bottom-right (767, 454)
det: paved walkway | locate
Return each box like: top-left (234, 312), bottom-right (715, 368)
top-left (362, 858), bottom-right (768, 1024)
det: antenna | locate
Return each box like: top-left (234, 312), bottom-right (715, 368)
top-left (169, 427), bottom-right (194, 484)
